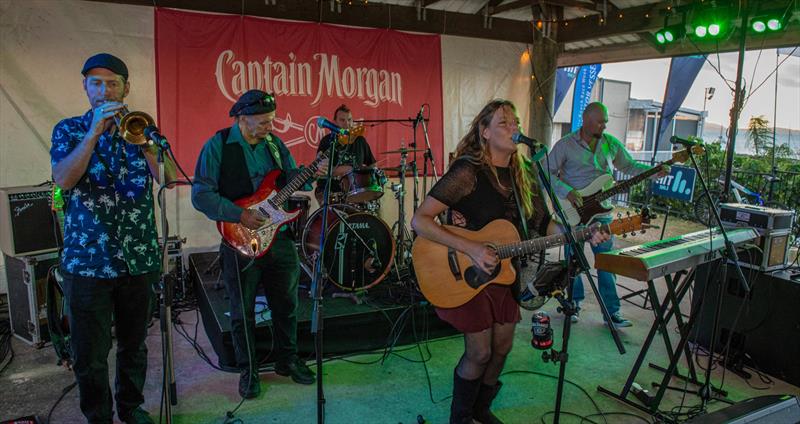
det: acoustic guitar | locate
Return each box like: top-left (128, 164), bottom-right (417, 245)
top-left (412, 214), bottom-right (646, 308)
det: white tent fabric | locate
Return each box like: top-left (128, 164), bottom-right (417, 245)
top-left (0, 0), bottom-right (532, 292)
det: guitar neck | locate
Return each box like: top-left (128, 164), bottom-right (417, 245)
top-left (595, 159), bottom-right (674, 202)
top-left (269, 153), bottom-right (327, 206)
top-left (495, 225), bottom-right (601, 259)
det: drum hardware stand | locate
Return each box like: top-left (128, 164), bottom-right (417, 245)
top-left (532, 146), bottom-right (626, 423)
top-left (392, 146), bottom-right (413, 270)
top-left (412, 105), bottom-right (439, 212)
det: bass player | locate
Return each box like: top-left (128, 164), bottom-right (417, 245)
top-left (548, 101), bottom-right (668, 327)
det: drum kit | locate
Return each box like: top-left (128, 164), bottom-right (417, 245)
top-left (290, 146), bottom-right (425, 293)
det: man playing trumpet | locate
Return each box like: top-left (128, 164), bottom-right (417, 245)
top-left (50, 53), bottom-right (176, 424)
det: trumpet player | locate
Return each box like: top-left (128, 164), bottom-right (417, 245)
top-left (50, 53), bottom-right (174, 424)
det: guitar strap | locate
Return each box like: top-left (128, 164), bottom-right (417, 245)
top-left (509, 173), bottom-right (529, 240)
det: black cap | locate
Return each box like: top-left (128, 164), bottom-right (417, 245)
top-left (81, 53), bottom-right (129, 80)
top-left (229, 90), bottom-right (277, 117)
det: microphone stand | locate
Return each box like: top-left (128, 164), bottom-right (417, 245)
top-left (310, 131), bottom-right (341, 423)
top-left (684, 144), bottom-right (750, 408)
top-left (154, 140), bottom-right (176, 423)
top-left (413, 106), bottom-right (439, 213)
top-left (532, 147), bottom-right (626, 424)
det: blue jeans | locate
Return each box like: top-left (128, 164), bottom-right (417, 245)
top-left (564, 217), bottom-right (621, 316)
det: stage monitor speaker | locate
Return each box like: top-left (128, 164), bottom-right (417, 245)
top-left (685, 395), bottom-right (800, 424)
top-left (693, 260), bottom-right (800, 387)
top-left (0, 184), bottom-right (61, 257)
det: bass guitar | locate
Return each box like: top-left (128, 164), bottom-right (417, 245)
top-left (411, 214), bottom-right (646, 308)
top-left (554, 146), bottom-right (704, 226)
top-left (218, 154), bottom-right (327, 258)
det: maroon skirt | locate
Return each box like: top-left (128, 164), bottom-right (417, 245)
top-left (435, 284), bottom-right (521, 334)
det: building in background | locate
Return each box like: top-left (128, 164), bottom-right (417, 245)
top-left (553, 77), bottom-right (703, 162)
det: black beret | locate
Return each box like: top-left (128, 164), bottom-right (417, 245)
top-left (230, 90), bottom-right (277, 117)
top-left (81, 53), bottom-right (129, 80)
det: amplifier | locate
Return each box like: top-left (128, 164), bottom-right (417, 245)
top-left (0, 184), bottom-right (61, 257)
top-left (738, 230), bottom-right (791, 272)
top-left (693, 261), bottom-right (800, 387)
top-left (4, 252), bottom-right (59, 346)
top-left (685, 395), bottom-right (800, 424)
top-left (720, 203), bottom-right (795, 234)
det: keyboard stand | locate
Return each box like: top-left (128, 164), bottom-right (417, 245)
top-left (598, 267), bottom-right (726, 413)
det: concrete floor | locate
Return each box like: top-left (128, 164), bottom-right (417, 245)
top-left (2, 249), bottom-right (799, 423)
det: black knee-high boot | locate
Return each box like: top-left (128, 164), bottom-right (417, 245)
top-left (473, 381), bottom-right (503, 424)
top-left (450, 369), bottom-right (482, 424)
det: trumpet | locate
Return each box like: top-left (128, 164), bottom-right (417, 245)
top-left (112, 108), bottom-right (156, 145)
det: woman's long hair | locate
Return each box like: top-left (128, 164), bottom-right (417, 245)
top-left (453, 99), bottom-right (536, 218)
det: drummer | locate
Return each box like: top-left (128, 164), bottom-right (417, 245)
top-left (314, 104), bottom-right (376, 204)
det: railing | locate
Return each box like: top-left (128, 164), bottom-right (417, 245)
top-left (610, 161), bottom-right (800, 219)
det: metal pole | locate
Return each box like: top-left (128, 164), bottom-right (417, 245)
top-left (722, 1), bottom-right (750, 202)
top-left (769, 49), bottom-right (779, 201)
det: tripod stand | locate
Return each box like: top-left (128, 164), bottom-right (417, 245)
top-left (531, 146), bottom-right (626, 423)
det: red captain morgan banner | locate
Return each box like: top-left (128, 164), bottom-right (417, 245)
top-left (154, 8), bottom-right (444, 176)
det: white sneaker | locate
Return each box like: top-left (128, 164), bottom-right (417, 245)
top-left (570, 302), bottom-right (581, 323)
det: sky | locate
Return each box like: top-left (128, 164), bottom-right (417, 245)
top-left (599, 48), bottom-right (800, 131)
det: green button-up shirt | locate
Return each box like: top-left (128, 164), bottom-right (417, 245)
top-left (191, 123), bottom-right (311, 223)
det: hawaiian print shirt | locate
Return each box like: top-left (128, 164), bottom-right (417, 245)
top-left (50, 109), bottom-right (161, 278)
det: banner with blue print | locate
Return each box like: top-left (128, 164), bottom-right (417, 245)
top-left (655, 55), bottom-right (706, 151)
top-left (554, 66), bottom-right (579, 114)
top-left (652, 165), bottom-right (697, 202)
top-left (570, 64), bottom-right (601, 132)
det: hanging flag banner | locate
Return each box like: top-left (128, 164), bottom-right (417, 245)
top-left (570, 64), bottom-right (602, 132)
top-left (777, 46), bottom-right (800, 57)
top-left (154, 8), bottom-right (444, 174)
top-left (554, 66), bottom-right (579, 114)
top-left (655, 54), bottom-right (706, 151)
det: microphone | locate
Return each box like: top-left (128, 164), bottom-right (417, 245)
top-left (369, 239), bottom-right (382, 269)
top-left (144, 126), bottom-right (169, 149)
top-left (670, 135), bottom-right (703, 147)
top-left (317, 117), bottom-right (348, 135)
top-left (415, 104), bottom-right (425, 124)
top-left (512, 132), bottom-right (546, 160)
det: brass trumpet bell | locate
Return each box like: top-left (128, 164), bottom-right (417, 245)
top-left (116, 110), bottom-right (156, 145)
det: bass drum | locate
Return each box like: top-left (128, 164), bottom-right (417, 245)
top-left (302, 204), bottom-right (395, 291)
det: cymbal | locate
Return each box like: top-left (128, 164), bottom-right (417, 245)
top-left (382, 147), bottom-right (425, 154)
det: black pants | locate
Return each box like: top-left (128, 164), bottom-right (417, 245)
top-left (61, 270), bottom-right (156, 423)
top-left (220, 232), bottom-right (300, 371)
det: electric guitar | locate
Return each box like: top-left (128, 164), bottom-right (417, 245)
top-left (411, 214), bottom-right (646, 308)
top-left (218, 154), bottom-right (327, 258)
top-left (554, 146), bottom-right (704, 226)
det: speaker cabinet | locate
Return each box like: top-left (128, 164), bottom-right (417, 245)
top-left (693, 260), bottom-right (800, 387)
top-left (0, 184), bottom-right (61, 257)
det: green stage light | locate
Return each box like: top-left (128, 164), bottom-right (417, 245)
top-left (695, 25), bottom-right (707, 37)
top-left (656, 32), bottom-right (666, 43)
top-left (752, 19), bottom-right (766, 32)
top-left (708, 23), bottom-right (721, 36)
top-left (767, 18), bottom-right (782, 31)
top-left (664, 30), bottom-right (674, 42)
